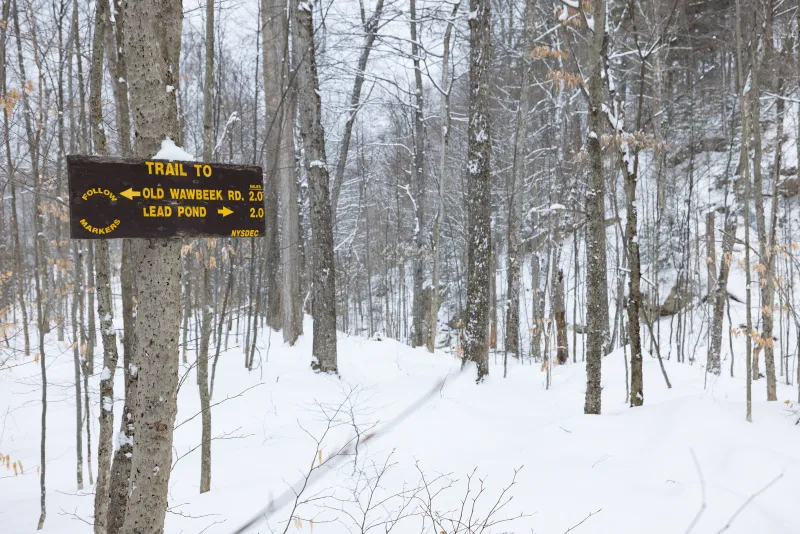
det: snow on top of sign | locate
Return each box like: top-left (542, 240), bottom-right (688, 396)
top-left (152, 138), bottom-right (195, 161)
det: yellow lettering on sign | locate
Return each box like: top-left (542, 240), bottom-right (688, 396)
top-left (80, 218), bottom-right (121, 235)
top-left (145, 161), bottom-right (188, 176)
top-left (231, 230), bottom-right (259, 237)
top-left (142, 205), bottom-right (172, 217)
top-left (228, 190), bottom-right (243, 201)
top-left (177, 206), bottom-right (207, 217)
top-left (143, 187), bottom-right (165, 199)
top-left (193, 164), bottom-right (212, 177)
top-left (168, 188), bottom-right (223, 201)
top-left (81, 188), bottom-right (118, 202)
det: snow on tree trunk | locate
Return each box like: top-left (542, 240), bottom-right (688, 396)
top-left (119, 0), bottom-right (184, 531)
top-left (463, 0), bottom-right (492, 382)
top-left (584, 0), bottom-right (609, 415)
top-left (709, 218), bottom-right (736, 375)
top-left (624, 146), bottom-right (643, 407)
top-left (295, 0), bottom-right (338, 373)
top-left (410, 0), bottom-right (426, 349)
top-left (107, 241), bottom-right (137, 534)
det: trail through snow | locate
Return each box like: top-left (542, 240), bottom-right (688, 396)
top-left (1, 317), bottom-right (799, 533)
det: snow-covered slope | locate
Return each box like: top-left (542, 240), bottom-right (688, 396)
top-left (1, 318), bottom-right (799, 533)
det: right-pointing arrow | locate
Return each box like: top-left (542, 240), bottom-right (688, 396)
top-left (120, 188), bottom-right (141, 200)
top-left (218, 206), bottom-right (233, 217)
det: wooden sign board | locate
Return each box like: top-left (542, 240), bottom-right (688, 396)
top-left (67, 155), bottom-right (265, 239)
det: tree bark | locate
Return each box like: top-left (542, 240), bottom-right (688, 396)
top-left (196, 0), bottom-right (215, 495)
top-left (463, 0), bottom-right (492, 382)
top-left (197, 260), bottom-right (212, 493)
top-left (105, 0), bottom-right (131, 156)
top-left (505, 0), bottom-right (535, 359)
top-left (409, 0), bottom-right (426, 348)
top-left (554, 269), bottom-right (568, 365)
top-left (263, 0), bottom-right (303, 344)
top-left (119, 0), bottom-right (184, 531)
top-left (734, 0), bottom-right (753, 422)
top-left (705, 212), bottom-right (717, 295)
top-left (71, 243), bottom-right (85, 490)
top-left (428, 2), bottom-right (459, 353)
top-left (295, 0), bottom-right (338, 373)
top-left (584, 0), bottom-right (609, 414)
top-left (709, 219), bottom-right (736, 375)
top-left (107, 241), bottom-right (137, 534)
top-left (0, 0), bottom-right (28, 358)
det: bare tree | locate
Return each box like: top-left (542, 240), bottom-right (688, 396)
top-left (409, 0), bottom-right (426, 349)
top-left (505, 0), bottom-right (535, 359)
top-left (295, 0), bottom-right (338, 373)
top-left (263, 0), bottom-right (303, 344)
top-left (428, 0), bottom-right (460, 354)
top-left (584, 0), bottom-right (610, 414)
top-left (119, 0), bottom-right (184, 530)
top-left (463, 0), bottom-right (492, 382)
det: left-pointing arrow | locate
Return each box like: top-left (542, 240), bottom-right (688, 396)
top-left (120, 188), bottom-right (141, 200)
top-left (218, 206), bottom-right (233, 217)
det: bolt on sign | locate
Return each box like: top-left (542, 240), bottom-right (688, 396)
top-left (67, 155), bottom-right (265, 239)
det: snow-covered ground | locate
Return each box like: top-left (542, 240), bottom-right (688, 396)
top-left (2, 314), bottom-right (799, 533)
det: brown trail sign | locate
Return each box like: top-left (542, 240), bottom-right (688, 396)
top-left (67, 155), bottom-right (265, 239)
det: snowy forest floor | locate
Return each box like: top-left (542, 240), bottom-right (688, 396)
top-left (2, 314), bottom-right (800, 534)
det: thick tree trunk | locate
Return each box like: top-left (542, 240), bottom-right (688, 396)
top-left (105, 0), bottom-right (131, 155)
top-left (463, 0), bottom-right (492, 382)
top-left (505, 0), bottom-right (535, 359)
top-left (584, 0), bottom-right (609, 414)
top-left (428, 1), bottom-right (459, 353)
top-left (295, 0), bottom-right (338, 373)
top-left (119, 1), bottom-right (184, 531)
top-left (263, 0), bottom-right (303, 344)
top-left (261, 0), bottom-right (283, 334)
